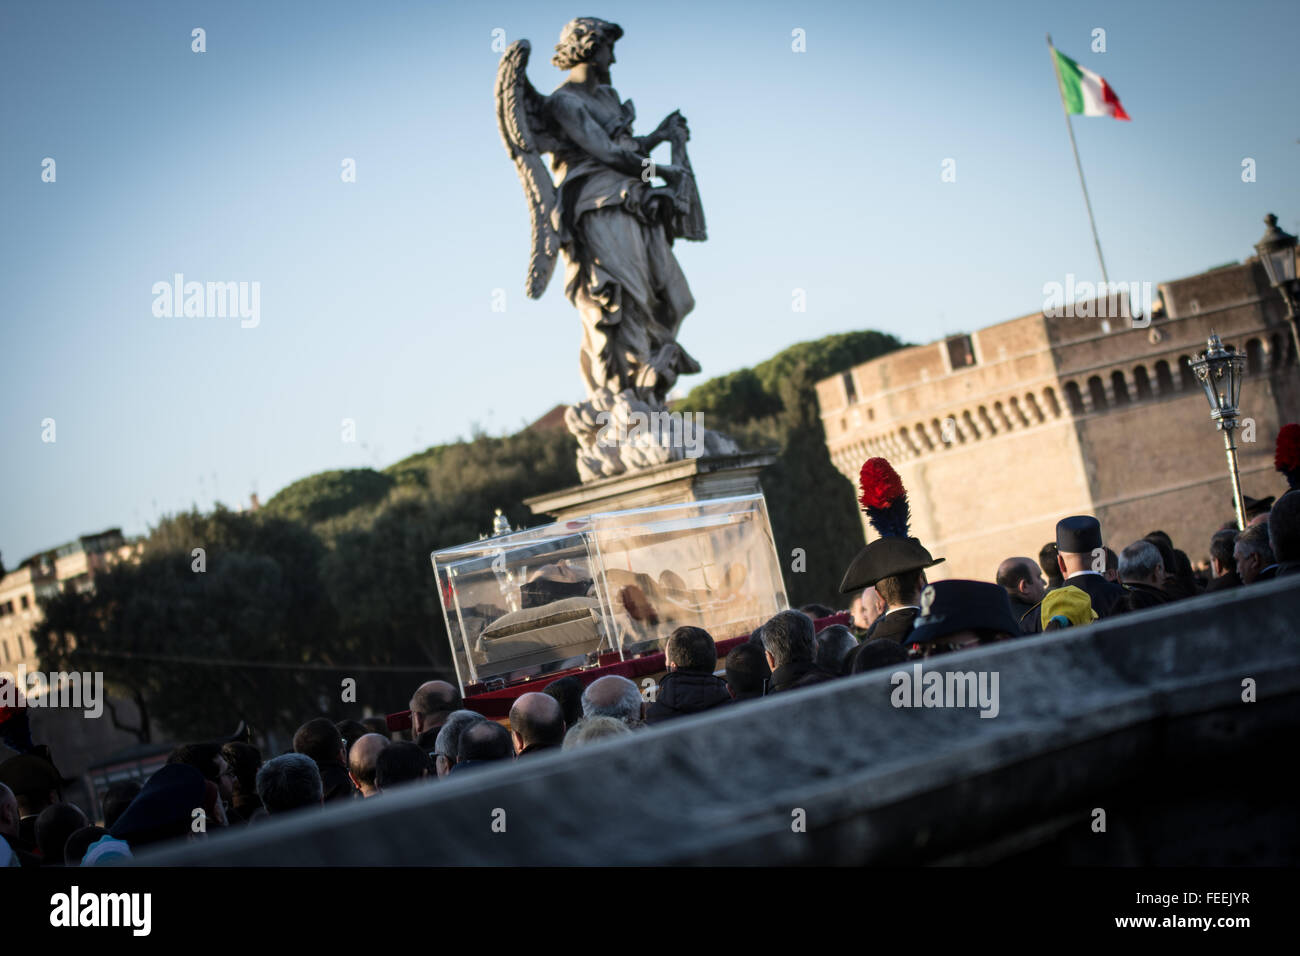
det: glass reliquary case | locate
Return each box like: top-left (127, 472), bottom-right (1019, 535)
top-left (431, 494), bottom-right (788, 697)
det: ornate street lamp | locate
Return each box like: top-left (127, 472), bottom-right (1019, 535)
top-left (1189, 333), bottom-right (1248, 530)
top-left (1253, 213), bottom-right (1300, 364)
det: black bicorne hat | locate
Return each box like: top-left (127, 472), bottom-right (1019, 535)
top-left (1241, 495), bottom-right (1274, 518)
top-left (839, 537), bottom-right (943, 593)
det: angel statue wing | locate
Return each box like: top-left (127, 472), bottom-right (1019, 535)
top-left (495, 40), bottom-right (564, 300)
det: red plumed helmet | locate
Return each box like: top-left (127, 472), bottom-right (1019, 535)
top-left (858, 458), bottom-right (904, 510)
top-left (1276, 423), bottom-right (1300, 490)
top-left (858, 458), bottom-right (911, 539)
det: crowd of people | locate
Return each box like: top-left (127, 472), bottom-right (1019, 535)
top-left (2, 444), bottom-right (1297, 867)
top-left (845, 491), bottom-right (1299, 650)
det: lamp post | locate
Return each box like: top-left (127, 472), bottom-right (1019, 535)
top-left (1253, 213), bottom-right (1300, 365)
top-left (1189, 333), bottom-right (1248, 530)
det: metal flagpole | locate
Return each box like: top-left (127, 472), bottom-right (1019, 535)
top-left (1047, 33), bottom-right (1109, 286)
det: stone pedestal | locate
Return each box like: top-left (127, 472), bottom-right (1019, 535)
top-left (524, 450), bottom-right (778, 522)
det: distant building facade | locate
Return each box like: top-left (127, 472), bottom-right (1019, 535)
top-left (1, 529), bottom-right (147, 814)
top-left (0, 529), bottom-right (139, 674)
top-left (816, 259), bottom-right (1300, 580)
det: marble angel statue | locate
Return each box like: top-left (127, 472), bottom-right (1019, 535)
top-left (494, 17), bottom-right (738, 481)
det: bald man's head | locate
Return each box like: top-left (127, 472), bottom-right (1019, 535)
top-left (409, 680), bottom-right (462, 737)
top-left (996, 556), bottom-right (1046, 605)
top-left (0, 783), bottom-right (18, 837)
top-left (347, 733), bottom-right (391, 797)
top-left (509, 693), bottom-right (566, 753)
top-left (581, 675), bottom-right (644, 725)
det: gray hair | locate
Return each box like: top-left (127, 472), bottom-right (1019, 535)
top-left (1118, 540), bottom-right (1163, 583)
top-left (255, 753), bottom-right (322, 814)
top-left (580, 675), bottom-right (643, 724)
top-left (813, 624), bottom-right (857, 674)
top-left (562, 716), bottom-right (633, 750)
top-left (1238, 522), bottom-right (1275, 564)
top-left (756, 610), bottom-right (815, 668)
top-left (434, 709), bottom-right (487, 763)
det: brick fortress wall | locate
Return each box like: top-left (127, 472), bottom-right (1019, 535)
top-left (817, 259), bottom-right (1300, 579)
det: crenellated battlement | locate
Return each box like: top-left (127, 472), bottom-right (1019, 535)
top-left (816, 259), bottom-right (1300, 579)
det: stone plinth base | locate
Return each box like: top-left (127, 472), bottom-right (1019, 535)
top-left (524, 451), bottom-right (778, 522)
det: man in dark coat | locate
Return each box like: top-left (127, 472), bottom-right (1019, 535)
top-left (0, 753), bottom-right (63, 856)
top-left (756, 611), bottom-right (836, 693)
top-left (842, 460), bottom-right (946, 660)
top-left (293, 717), bottom-right (357, 803)
top-left (813, 624), bottom-right (859, 676)
top-left (839, 537), bottom-right (944, 650)
top-left (1268, 490), bottom-right (1300, 577)
top-left (509, 692), bottom-right (567, 754)
top-left (408, 680), bottom-right (463, 742)
top-left (838, 457), bottom-right (946, 660)
top-left (1116, 540), bottom-right (1172, 613)
top-left (1235, 523), bottom-right (1275, 583)
top-left (863, 571), bottom-right (925, 643)
top-left (723, 642), bottom-right (768, 702)
top-left (447, 723), bottom-right (511, 775)
top-left (542, 675), bottom-right (585, 731)
top-left (1203, 529), bottom-right (1241, 592)
top-left (1039, 542), bottom-right (1063, 590)
top-left (996, 556), bottom-right (1047, 634)
top-left (167, 741), bottom-right (236, 810)
top-left (35, 803), bottom-right (87, 866)
top-left (849, 638), bottom-right (909, 674)
top-left (1024, 516), bottom-right (1126, 633)
top-left (645, 626), bottom-right (731, 722)
top-left (1143, 532), bottom-right (1196, 599)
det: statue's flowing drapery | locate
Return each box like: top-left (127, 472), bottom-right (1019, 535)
top-left (495, 37), bottom-right (737, 481)
top-left (548, 86), bottom-right (699, 402)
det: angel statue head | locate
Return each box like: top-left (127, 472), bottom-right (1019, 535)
top-left (551, 17), bottom-right (623, 71)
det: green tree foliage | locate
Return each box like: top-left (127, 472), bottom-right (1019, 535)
top-left (751, 331), bottom-right (902, 399)
top-left (675, 367), bottom-right (782, 423)
top-left (262, 469), bottom-right (395, 525)
top-left (32, 508), bottom-right (343, 744)
top-left (383, 428), bottom-right (578, 516)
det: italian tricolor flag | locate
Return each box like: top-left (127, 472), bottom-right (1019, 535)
top-left (1053, 48), bottom-right (1130, 120)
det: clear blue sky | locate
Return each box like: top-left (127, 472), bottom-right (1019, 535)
top-left (1, 0), bottom-right (1296, 561)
